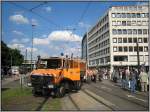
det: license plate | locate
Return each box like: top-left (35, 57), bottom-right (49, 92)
top-left (48, 85), bottom-right (54, 88)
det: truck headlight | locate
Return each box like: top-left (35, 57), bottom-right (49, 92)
top-left (27, 83), bottom-right (32, 87)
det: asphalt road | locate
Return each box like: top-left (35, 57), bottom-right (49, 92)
top-left (82, 80), bottom-right (149, 111)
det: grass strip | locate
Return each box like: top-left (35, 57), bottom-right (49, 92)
top-left (2, 87), bottom-right (32, 101)
top-left (41, 98), bottom-right (62, 110)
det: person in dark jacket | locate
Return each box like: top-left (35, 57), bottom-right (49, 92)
top-left (121, 69), bottom-right (126, 89)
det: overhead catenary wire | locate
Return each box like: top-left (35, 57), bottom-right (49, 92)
top-left (10, 2), bottom-right (62, 29)
top-left (73, 2), bottom-right (91, 28)
top-left (78, 2), bottom-right (90, 24)
top-left (29, 1), bottom-right (48, 11)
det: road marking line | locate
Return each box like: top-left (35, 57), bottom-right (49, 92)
top-left (127, 94), bottom-right (147, 102)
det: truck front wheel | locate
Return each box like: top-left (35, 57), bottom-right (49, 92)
top-left (32, 88), bottom-right (38, 96)
top-left (56, 83), bottom-right (66, 97)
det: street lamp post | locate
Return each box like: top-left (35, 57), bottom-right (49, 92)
top-left (136, 41), bottom-right (140, 75)
top-left (31, 24), bottom-right (36, 71)
top-left (136, 41), bottom-right (141, 91)
top-left (86, 27), bottom-right (89, 70)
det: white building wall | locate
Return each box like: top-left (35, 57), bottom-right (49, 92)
top-left (85, 5), bottom-right (149, 72)
top-left (109, 5), bottom-right (149, 71)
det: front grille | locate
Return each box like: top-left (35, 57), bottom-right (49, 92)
top-left (31, 75), bottom-right (53, 87)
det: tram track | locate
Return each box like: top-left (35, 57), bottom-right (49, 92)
top-left (68, 93), bottom-right (80, 110)
top-left (89, 83), bottom-right (148, 109)
top-left (81, 89), bottom-right (115, 110)
top-left (66, 89), bottom-right (112, 110)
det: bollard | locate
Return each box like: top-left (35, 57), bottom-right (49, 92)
top-left (20, 74), bottom-right (25, 89)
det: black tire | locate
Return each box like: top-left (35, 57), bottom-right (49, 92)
top-left (32, 88), bottom-right (38, 96)
top-left (76, 81), bottom-right (82, 90)
top-left (42, 89), bottom-right (48, 96)
top-left (56, 83), bottom-right (66, 97)
top-left (64, 82), bottom-right (71, 93)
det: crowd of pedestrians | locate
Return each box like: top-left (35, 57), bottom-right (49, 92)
top-left (111, 67), bottom-right (149, 93)
top-left (84, 67), bottom-right (149, 93)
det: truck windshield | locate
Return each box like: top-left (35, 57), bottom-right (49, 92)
top-left (46, 59), bottom-right (61, 69)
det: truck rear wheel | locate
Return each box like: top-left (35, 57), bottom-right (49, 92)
top-left (75, 81), bottom-right (82, 90)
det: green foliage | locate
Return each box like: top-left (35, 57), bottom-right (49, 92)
top-left (2, 87), bottom-right (32, 101)
top-left (1, 41), bottom-right (24, 67)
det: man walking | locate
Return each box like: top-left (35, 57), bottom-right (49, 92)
top-left (130, 70), bottom-right (137, 93)
top-left (139, 69), bottom-right (148, 92)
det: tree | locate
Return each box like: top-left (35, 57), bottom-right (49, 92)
top-left (1, 41), bottom-right (10, 66)
top-left (1, 41), bottom-right (24, 67)
top-left (10, 49), bottom-right (24, 66)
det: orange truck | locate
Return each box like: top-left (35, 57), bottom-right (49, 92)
top-left (28, 56), bottom-right (86, 97)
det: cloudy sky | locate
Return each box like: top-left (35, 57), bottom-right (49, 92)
top-left (2, 1), bottom-right (148, 60)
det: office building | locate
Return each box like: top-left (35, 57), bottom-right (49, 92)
top-left (82, 5), bottom-right (149, 72)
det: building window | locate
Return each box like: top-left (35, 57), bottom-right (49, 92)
top-left (127, 13), bottom-right (131, 18)
top-left (113, 47), bottom-right (117, 52)
top-left (138, 38), bottom-right (142, 43)
top-left (112, 21), bottom-right (116, 26)
top-left (124, 6), bottom-right (128, 11)
top-left (138, 29), bottom-right (142, 34)
top-left (128, 29), bottom-right (132, 34)
top-left (137, 21), bottom-right (142, 26)
top-left (124, 47), bottom-right (128, 52)
top-left (123, 38), bottom-right (127, 43)
top-left (133, 29), bottom-right (137, 34)
top-left (143, 29), bottom-right (147, 34)
top-left (127, 21), bottom-right (131, 26)
top-left (123, 29), bottom-right (127, 34)
top-left (118, 38), bottom-right (122, 43)
top-left (139, 46), bottom-right (143, 52)
top-left (141, 13), bottom-right (145, 18)
top-left (117, 21), bottom-right (121, 26)
top-left (128, 38), bottom-right (132, 43)
top-left (122, 21), bottom-right (126, 26)
top-left (114, 56), bottom-right (128, 61)
top-left (112, 29), bottom-right (117, 35)
top-left (142, 21), bottom-right (148, 26)
top-left (143, 38), bottom-right (148, 43)
top-left (112, 13), bottom-right (116, 18)
top-left (138, 6), bottom-right (142, 11)
top-left (134, 46), bottom-right (137, 52)
top-left (132, 13), bottom-right (136, 18)
top-left (122, 13), bottom-right (126, 18)
top-left (144, 46), bottom-right (148, 52)
top-left (133, 38), bottom-right (137, 43)
top-left (113, 38), bottom-right (117, 43)
top-left (145, 13), bottom-right (149, 18)
top-left (100, 58), bottom-right (104, 64)
top-left (118, 29), bottom-right (122, 34)
top-left (118, 46), bottom-right (123, 52)
top-left (129, 46), bottom-right (133, 52)
top-left (132, 21), bottom-right (136, 26)
top-left (116, 13), bottom-right (121, 18)
top-left (137, 13), bottom-right (141, 18)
